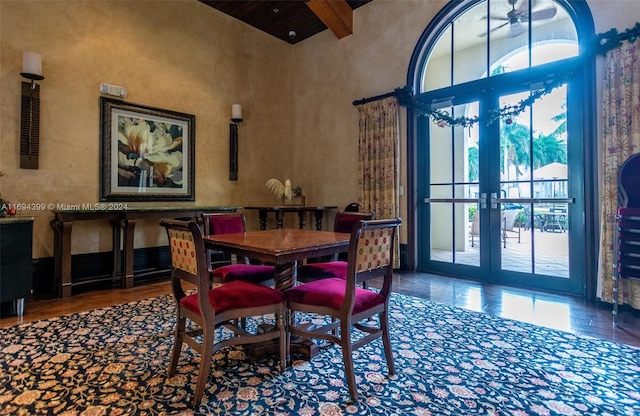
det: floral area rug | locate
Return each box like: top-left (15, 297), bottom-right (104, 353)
top-left (1, 292), bottom-right (639, 415)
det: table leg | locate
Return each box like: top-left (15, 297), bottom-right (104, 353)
top-left (16, 298), bottom-right (25, 316)
top-left (248, 260), bottom-right (319, 362)
top-left (314, 211), bottom-right (323, 231)
top-left (109, 220), bottom-right (122, 280)
top-left (51, 220), bottom-right (73, 298)
top-left (276, 211), bottom-right (285, 229)
top-left (274, 261), bottom-right (297, 291)
top-left (121, 219), bottom-right (136, 289)
top-left (258, 210), bottom-right (268, 230)
top-left (297, 211), bottom-right (306, 229)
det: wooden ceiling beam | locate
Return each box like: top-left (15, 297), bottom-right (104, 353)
top-left (305, 0), bottom-right (353, 39)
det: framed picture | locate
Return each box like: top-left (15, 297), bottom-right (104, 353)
top-left (99, 97), bottom-right (195, 201)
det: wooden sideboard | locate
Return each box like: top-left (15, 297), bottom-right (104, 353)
top-left (0, 217), bottom-right (34, 316)
top-left (50, 207), bottom-right (238, 297)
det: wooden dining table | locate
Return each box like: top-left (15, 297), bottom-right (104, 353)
top-left (202, 228), bottom-right (351, 360)
top-left (202, 228), bottom-right (351, 290)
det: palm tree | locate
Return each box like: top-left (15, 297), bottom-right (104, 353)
top-left (501, 121), bottom-right (530, 176)
top-left (468, 146), bottom-right (479, 182)
top-left (549, 103), bottom-right (567, 137)
top-left (533, 134), bottom-right (567, 167)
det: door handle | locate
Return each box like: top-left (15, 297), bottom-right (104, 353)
top-left (490, 193), bottom-right (497, 209)
top-left (480, 193), bottom-right (487, 209)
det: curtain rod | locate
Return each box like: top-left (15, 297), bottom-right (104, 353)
top-left (352, 90), bottom-right (399, 106)
top-left (352, 86), bottom-right (412, 106)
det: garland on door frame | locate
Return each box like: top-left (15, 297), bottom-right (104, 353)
top-left (354, 22), bottom-right (639, 128)
top-left (393, 83), bottom-right (565, 128)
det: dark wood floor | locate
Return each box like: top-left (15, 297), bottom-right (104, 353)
top-left (2, 272), bottom-right (639, 347)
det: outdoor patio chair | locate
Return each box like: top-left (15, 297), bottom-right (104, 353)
top-left (502, 208), bottom-right (522, 248)
top-left (469, 211), bottom-right (480, 247)
top-left (523, 207), bottom-right (544, 231)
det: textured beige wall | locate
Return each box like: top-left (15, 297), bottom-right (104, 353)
top-left (0, 0), bottom-right (293, 258)
top-left (290, 0), bottom-right (446, 244)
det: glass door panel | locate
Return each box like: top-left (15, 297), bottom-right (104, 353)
top-left (495, 87), bottom-right (570, 281)
top-left (425, 101), bottom-right (482, 270)
top-left (422, 86), bottom-right (577, 290)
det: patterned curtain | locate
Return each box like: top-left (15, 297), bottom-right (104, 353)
top-left (598, 38), bottom-right (640, 309)
top-left (356, 96), bottom-right (400, 268)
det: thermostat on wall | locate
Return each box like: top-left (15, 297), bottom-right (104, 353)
top-left (100, 83), bottom-right (127, 98)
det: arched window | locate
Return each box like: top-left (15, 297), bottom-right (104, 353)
top-left (421, 0), bottom-right (578, 91)
top-left (407, 0), bottom-right (596, 296)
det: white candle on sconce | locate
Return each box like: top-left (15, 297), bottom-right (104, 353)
top-left (22, 51), bottom-right (42, 76)
top-left (231, 104), bottom-right (243, 122)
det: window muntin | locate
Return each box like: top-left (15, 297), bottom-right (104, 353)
top-left (423, 0), bottom-right (578, 93)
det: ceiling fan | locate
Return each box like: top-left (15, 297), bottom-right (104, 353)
top-left (480, 0), bottom-right (557, 38)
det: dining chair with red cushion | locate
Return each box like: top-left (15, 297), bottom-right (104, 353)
top-left (285, 217), bottom-right (402, 402)
top-left (160, 219), bottom-right (287, 407)
top-left (296, 211), bottom-right (375, 283)
top-left (202, 212), bottom-right (275, 284)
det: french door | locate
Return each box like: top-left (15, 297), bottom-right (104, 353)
top-left (417, 72), bottom-right (585, 294)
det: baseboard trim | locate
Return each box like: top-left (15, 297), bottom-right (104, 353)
top-left (32, 246), bottom-right (171, 298)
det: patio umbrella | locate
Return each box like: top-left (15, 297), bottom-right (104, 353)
top-left (533, 162), bottom-right (567, 179)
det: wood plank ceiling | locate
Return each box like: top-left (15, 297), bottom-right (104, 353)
top-left (199, 0), bottom-right (372, 44)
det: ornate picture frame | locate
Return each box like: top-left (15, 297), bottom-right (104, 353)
top-left (99, 97), bottom-right (195, 201)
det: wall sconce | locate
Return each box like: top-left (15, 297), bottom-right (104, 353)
top-left (229, 104), bottom-right (243, 181)
top-left (20, 51), bottom-right (44, 169)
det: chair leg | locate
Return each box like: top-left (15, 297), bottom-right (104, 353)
top-left (340, 319), bottom-right (358, 402)
top-left (168, 313), bottom-right (185, 377)
top-left (192, 326), bottom-right (215, 407)
top-left (278, 311), bottom-right (287, 372)
top-left (380, 311), bottom-right (395, 375)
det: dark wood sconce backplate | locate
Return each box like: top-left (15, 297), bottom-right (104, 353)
top-left (20, 81), bottom-right (40, 169)
top-left (229, 123), bottom-right (238, 181)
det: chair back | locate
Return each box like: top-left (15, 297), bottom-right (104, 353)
top-left (502, 209), bottom-right (520, 232)
top-left (160, 219), bottom-right (212, 315)
top-left (344, 202), bottom-right (360, 212)
top-left (334, 211), bottom-right (376, 233)
top-left (202, 211), bottom-right (249, 266)
top-left (344, 218), bottom-right (401, 307)
top-left (619, 153), bottom-right (640, 208)
top-left (332, 211), bottom-right (376, 262)
top-left (617, 207), bottom-right (640, 280)
top-left (202, 211), bottom-right (246, 235)
top-left (470, 211), bottom-right (480, 235)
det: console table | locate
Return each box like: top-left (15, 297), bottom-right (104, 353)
top-left (243, 206), bottom-right (337, 230)
top-left (50, 207), bottom-right (237, 297)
